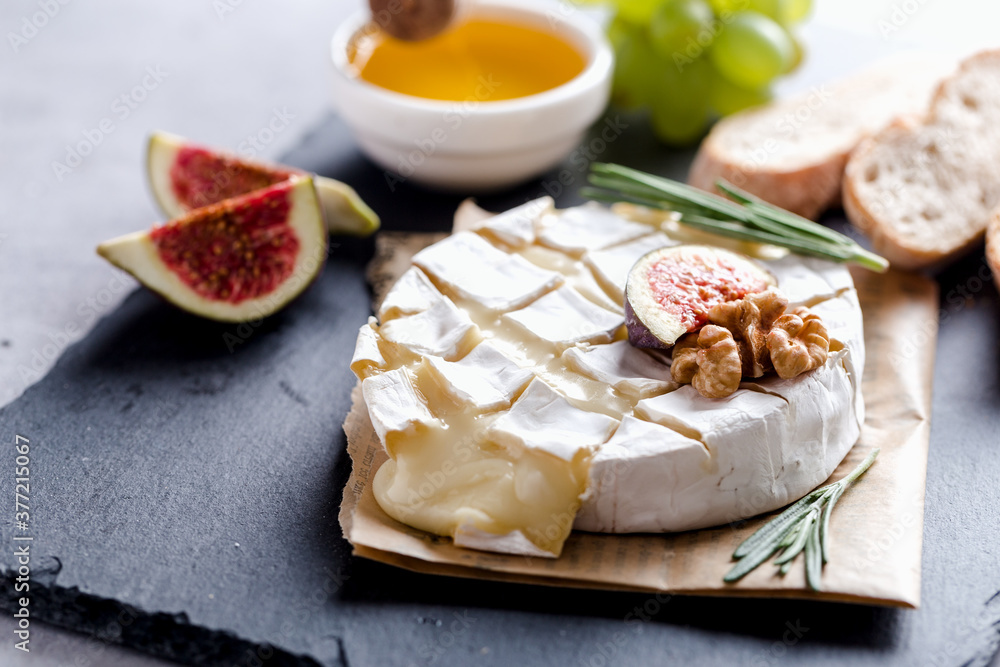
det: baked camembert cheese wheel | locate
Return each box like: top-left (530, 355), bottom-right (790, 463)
top-left (351, 199), bottom-right (864, 558)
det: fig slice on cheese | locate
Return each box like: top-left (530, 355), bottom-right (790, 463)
top-left (624, 245), bottom-right (776, 349)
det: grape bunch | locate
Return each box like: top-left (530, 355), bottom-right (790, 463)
top-left (605, 0), bottom-right (811, 145)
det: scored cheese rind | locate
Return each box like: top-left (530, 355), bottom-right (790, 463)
top-left (765, 253), bottom-right (855, 306)
top-left (413, 231), bottom-right (562, 313)
top-left (361, 369), bottom-right (439, 455)
top-left (587, 348), bottom-right (860, 533)
top-left (350, 317), bottom-right (386, 378)
top-left (562, 341), bottom-right (676, 399)
top-left (379, 294), bottom-right (480, 361)
top-left (517, 244), bottom-right (625, 314)
top-left (473, 197), bottom-right (552, 248)
top-left (584, 232), bottom-right (679, 300)
top-left (537, 203), bottom-right (655, 256)
top-left (378, 267), bottom-right (443, 321)
top-left (488, 378), bottom-right (620, 462)
top-left (501, 285), bottom-right (624, 349)
top-left (354, 200), bottom-right (865, 556)
top-left (423, 341), bottom-right (534, 413)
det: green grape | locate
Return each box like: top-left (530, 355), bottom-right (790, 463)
top-left (708, 11), bottom-right (794, 89)
top-left (611, 30), bottom-right (659, 110)
top-left (613, 0), bottom-right (664, 24)
top-left (778, 0), bottom-right (812, 25)
top-left (649, 56), bottom-right (713, 145)
top-left (706, 0), bottom-right (744, 15)
top-left (708, 71), bottom-right (771, 116)
top-left (649, 0), bottom-right (715, 61)
top-left (607, 16), bottom-right (631, 51)
top-left (784, 34), bottom-right (804, 73)
top-left (747, 0), bottom-right (781, 20)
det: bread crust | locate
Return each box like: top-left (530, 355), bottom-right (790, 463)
top-left (688, 54), bottom-right (950, 223)
top-left (844, 49), bottom-right (1000, 270)
top-left (688, 129), bottom-right (843, 220)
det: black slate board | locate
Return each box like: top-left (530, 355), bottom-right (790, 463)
top-left (2, 108), bottom-right (1000, 667)
top-left (3, 1), bottom-right (1000, 660)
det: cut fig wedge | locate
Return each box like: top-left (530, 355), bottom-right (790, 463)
top-left (147, 131), bottom-right (379, 237)
top-left (625, 244), bottom-right (776, 349)
top-left (98, 176), bottom-right (327, 322)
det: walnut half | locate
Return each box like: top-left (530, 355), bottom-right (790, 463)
top-left (708, 289), bottom-right (788, 378)
top-left (671, 325), bottom-right (743, 398)
top-left (767, 307), bottom-right (830, 379)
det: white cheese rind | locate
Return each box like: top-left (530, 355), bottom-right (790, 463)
top-left (575, 416), bottom-right (710, 532)
top-left (473, 197), bottom-right (552, 248)
top-left (501, 285), bottom-right (624, 348)
top-left (379, 296), bottom-right (479, 360)
top-left (413, 231), bottom-right (562, 313)
top-left (423, 341), bottom-right (534, 412)
top-left (488, 378), bottom-right (619, 462)
top-left (453, 524), bottom-right (556, 559)
top-left (538, 203), bottom-right (654, 256)
top-left (361, 369), bottom-right (439, 453)
top-left (810, 288), bottom-right (866, 380)
top-left (350, 317), bottom-right (386, 377)
top-left (580, 348), bottom-right (860, 533)
top-left (562, 341), bottom-right (675, 399)
top-left (584, 232), bottom-right (677, 299)
top-left (378, 267), bottom-right (442, 321)
top-left (765, 254), bottom-right (854, 306)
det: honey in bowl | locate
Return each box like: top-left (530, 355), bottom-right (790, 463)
top-left (349, 19), bottom-right (586, 102)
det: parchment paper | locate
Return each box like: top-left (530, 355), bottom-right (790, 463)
top-left (340, 223), bottom-right (939, 608)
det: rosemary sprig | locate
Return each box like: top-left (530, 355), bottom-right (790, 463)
top-left (723, 448), bottom-right (880, 591)
top-left (583, 163), bottom-right (889, 272)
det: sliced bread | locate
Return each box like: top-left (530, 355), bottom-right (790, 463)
top-left (688, 54), bottom-right (951, 220)
top-left (987, 209), bottom-right (1000, 292)
top-left (844, 50), bottom-right (1000, 269)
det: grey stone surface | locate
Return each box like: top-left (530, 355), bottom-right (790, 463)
top-left (2, 2), bottom-right (999, 666)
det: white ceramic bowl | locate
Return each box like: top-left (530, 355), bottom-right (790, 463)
top-left (330, 0), bottom-right (613, 191)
